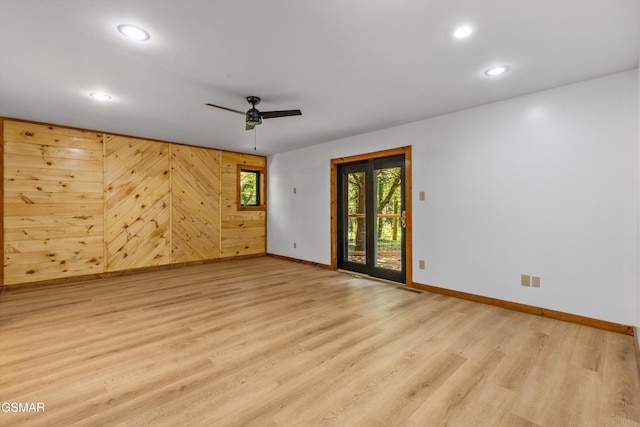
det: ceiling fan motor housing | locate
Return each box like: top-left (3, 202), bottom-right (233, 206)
top-left (246, 108), bottom-right (262, 125)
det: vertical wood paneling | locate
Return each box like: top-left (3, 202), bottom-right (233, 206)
top-left (104, 134), bottom-right (170, 271)
top-left (0, 119), bottom-right (4, 289)
top-left (171, 144), bottom-right (221, 263)
top-left (221, 152), bottom-right (266, 257)
top-left (3, 120), bottom-right (105, 285)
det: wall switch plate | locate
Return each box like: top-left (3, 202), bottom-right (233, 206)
top-left (419, 191), bottom-right (426, 201)
top-left (293, 187), bottom-right (297, 194)
top-left (418, 260), bottom-right (425, 269)
top-left (293, 242), bottom-right (297, 249)
top-left (521, 274), bottom-right (531, 287)
top-left (532, 276), bottom-right (540, 288)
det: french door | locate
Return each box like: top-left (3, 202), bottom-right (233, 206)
top-left (337, 154), bottom-right (406, 283)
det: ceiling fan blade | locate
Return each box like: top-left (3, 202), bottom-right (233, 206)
top-left (205, 103), bottom-right (245, 115)
top-left (261, 109), bottom-right (302, 119)
top-left (246, 122), bottom-right (256, 131)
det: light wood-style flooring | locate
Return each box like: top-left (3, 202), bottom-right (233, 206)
top-left (1, 257), bottom-right (639, 426)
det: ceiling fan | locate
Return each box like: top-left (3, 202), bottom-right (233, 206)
top-left (206, 96), bottom-right (302, 130)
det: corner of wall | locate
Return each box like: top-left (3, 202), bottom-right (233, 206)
top-left (637, 65), bottom-right (640, 349)
top-left (0, 118), bottom-right (4, 291)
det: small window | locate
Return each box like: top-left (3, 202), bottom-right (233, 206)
top-left (240, 169), bottom-right (260, 206)
top-left (237, 165), bottom-right (266, 210)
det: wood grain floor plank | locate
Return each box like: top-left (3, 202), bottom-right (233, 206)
top-left (1, 257), bottom-right (639, 426)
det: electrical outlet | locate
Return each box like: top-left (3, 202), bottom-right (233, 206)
top-left (532, 276), bottom-right (540, 288)
top-left (419, 191), bottom-right (426, 201)
top-left (521, 274), bottom-right (531, 287)
top-left (418, 260), bottom-right (425, 269)
top-left (293, 242), bottom-right (297, 249)
top-left (293, 187), bottom-right (297, 194)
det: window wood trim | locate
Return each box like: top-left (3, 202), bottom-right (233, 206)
top-left (237, 165), bottom-right (266, 211)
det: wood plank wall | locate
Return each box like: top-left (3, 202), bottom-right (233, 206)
top-left (104, 135), bottom-right (171, 271)
top-left (0, 119), bottom-right (4, 289)
top-left (3, 121), bottom-right (105, 285)
top-left (221, 152), bottom-right (266, 257)
top-left (1, 119), bottom-right (266, 287)
top-left (171, 144), bottom-right (221, 263)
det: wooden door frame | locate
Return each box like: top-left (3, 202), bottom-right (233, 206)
top-left (330, 146), bottom-right (412, 286)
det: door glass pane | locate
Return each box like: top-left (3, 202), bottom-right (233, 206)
top-left (347, 171), bottom-right (366, 264)
top-left (375, 166), bottom-right (402, 271)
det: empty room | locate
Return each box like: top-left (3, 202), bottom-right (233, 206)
top-left (1, 1), bottom-right (639, 426)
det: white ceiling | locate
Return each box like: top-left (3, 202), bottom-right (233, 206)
top-left (0, 0), bottom-right (638, 155)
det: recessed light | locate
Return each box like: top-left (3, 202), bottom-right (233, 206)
top-left (89, 92), bottom-right (112, 101)
top-left (117, 24), bottom-right (150, 41)
top-left (484, 65), bottom-right (511, 76)
top-left (453, 25), bottom-right (473, 39)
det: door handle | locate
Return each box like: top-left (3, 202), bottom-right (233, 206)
top-left (401, 210), bottom-right (406, 229)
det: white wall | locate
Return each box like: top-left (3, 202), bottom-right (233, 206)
top-left (268, 69), bottom-right (639, 326)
